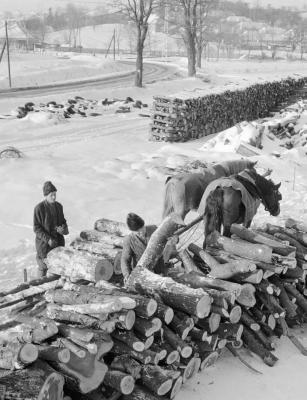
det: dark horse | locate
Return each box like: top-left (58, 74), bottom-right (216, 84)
top-left (162, 159), bottom-right (257, 220)
top-left (201, 169), bottom-right (282, 241)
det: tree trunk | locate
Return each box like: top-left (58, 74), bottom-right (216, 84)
top-left (38, 345), bottom-right (70, 364)
top-left (0, 359), bottom-right (64, 400)
top-left (189, 243), bottom-right (256, 279)
top-left (104, 370), bottom-right (135, 395)
top-left (127, 267), bottom-right (212, 319)
top-left (94, 218), bottom-right (129, 236)
top-left (46, 247), bottom-right (114, 282)
top-left (71, 238), bottom-right (120, 260)
top-left (141, 365), bottom-right (173, 396)
top-left (80, 230), bottom-right (123, 248)
top-left (230, 224), bottom-right (296, 256)
top-left (137, 214), bottom-right (184, 271)
top-left (11, 316), bottom-right (58, 344)
top-left (135, 27), bottom-right (145, 88)
top-left (110, 355), bottom-right (142, 380)
top-left (186, 31), bottom-right (196, 77)
top-left (207, 232), bottom-right (272, 263)
top-left (0, 342), bottom-right (38, 369)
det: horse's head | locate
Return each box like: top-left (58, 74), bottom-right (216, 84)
top-left (255, 174), bottom-right (282, 216)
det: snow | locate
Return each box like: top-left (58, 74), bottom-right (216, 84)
top-left (1, 55), bottom-right (307, 399)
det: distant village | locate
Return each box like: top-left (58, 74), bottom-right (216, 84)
top-left (1, 2), bottom-right (307, 60)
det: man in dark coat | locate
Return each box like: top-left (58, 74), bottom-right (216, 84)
top-left (33, 181), bottom-right (68, 278)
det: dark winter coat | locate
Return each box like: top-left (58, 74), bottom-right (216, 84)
top-left (33, 200), bottom-right (67, 259)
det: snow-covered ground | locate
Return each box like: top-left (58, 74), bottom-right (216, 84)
top-left (1, 56), bottom-right (307, 399)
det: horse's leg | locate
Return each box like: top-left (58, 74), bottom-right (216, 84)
top-left (245, 220), bottom-right (252, 228)
top-left (203, 187), bottom-right (224, 248)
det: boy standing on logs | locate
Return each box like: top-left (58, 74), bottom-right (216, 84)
top-left (121, 213), bottom-right (167, 283)
top-left (33, 181), bottom-right (69, 278)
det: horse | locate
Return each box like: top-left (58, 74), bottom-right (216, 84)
top-left (199, 169), bottom-right (282, 243)
top-left (162, 159), bottom-right (257, 220)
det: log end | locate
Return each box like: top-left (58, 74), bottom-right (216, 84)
top-left (123, 310), bottom-right (136, 331)
top-left (120, 375), bottom-right (135, 395)
top-left (157, 349), bottom-right (167, 361)
top-left (157, 379), bottom-right (173, 396)
top-left (144, 336), bottom-right (154, 350)
top-left (37, 371), bottom-right (65, 400)
top-left (133, 342), bottom-right (145, 352)
top-left (196, 294), bottom-right (212, 319)
top-left (164, 307), bottom-right (174, 325)
top-left (169, 376), bottom-right (183, 399)
top-left (58, 348), bottom-right (71, 363)
top-left (229, 306), bottom-right (242, 324)
top-left (181, 345), bottom-right (193, 359)
top-left (182, 358), bottom-right (196, 382)
top-left (95, 259), bottom-right (114, 282)
top-left (166, 350), bottom-right (179, 365)
top-left (200, 351), bottom-right (219, 370)
top-left (146, 299), bottom-right (158, 317)
top-left (19, 343), bottom-right (39, 365)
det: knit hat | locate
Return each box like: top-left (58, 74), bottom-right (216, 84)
top-left (126, 213), bottom-right (144, 231)
top-left (43, 181), bottom-right (57, 196)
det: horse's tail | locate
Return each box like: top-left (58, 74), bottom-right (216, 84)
top-left (204, 187), bottom-right (224, 238)
top-left (162, 177), bottom-right (175, 219)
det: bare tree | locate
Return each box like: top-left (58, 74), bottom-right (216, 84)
top-left (114, 0), bottom-right (159, 87)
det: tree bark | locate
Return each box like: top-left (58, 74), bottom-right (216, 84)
top-left (230, 224), bottom-right (296, 257)
top-left (134, 317), bottom-right (161, 338)
top-left (155, 302), bottom-right (174, 325)
top-left (127, 266), bottom-right (212, 319)
top-left (38, 345), bottom-right (70, 364)
top-left (169, 311), bottom-right (194, 340)
top-left (94, 218), bottom-right (129, 236)
top-left (0, 359), bottom-right (64, 400)
top-left (141, 365), bottom-right (173, 396)
top-left (111, 330), bottom-right (145, 352)
top-left (216, 323), bottom-right (243, 341)
top-left (110, 355), bottom-right (142, 380)
top-left (46, 246), bottom-right (114, 282)
top-left (111, 339), bottom-right (159, 365)
top-left (189, 243), bottom-right (256, 278)
top-left (137, 214), bottom-right (184, 271)
top-left (242, 327), bottom-right (278, 367)
top-left (80, 229), bottom-right (123, 248)
top-left (104, 370), bottom-right (135, 395)
top-left (162, 324), bottom-right (192, 358)
top-left (197, 312), bottom-right (221, 333)
top-left (0, 342), bottom-right (38, 369)
top-left (207, 232), bottom-right (272, 263)
top-left (71, 238), bottom-right (120, 260)
top-left (285, 218), bottom-right (307, 233)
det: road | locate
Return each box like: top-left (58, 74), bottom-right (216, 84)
top-left (0, 61), bottom-right (177, 98)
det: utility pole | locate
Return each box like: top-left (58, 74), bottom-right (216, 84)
top-left (5, 21), bottom-right (12, 88)
top-left (113, 29), bottom-right (116, 60)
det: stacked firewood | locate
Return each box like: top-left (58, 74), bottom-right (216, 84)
top-left (150, 77), bottom-right (306, 142)
top-left (1, 215), bottom-right (307, 399)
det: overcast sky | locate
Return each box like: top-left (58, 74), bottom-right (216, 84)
top-left (0, 0), bottom-right (305, 15)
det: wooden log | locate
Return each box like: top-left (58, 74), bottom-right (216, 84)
top-left (38, 345), bottom-right (70, 363)
top-left (284, 283), bottom-right (307, 314)
top-left (228, 305), bottom-right (242, 324)
top-left (168, 376), bottom-right (183, 399)
top-left (162, 324), bottom-right (192, 358)
top-left (0, 359), bottom-right (64, 400)
top-left (253, 328), bottom-right (276, 351)
top-left (46, 246), bottom-right (114, 282)
top-left (94, 218), bottom-right (130, 236)
top-left (46, 303), bottom-right (115, 331)
top-left (127, 267), bottom-right (212, 319)
top-left (54, 337), bottom-right (86, 358)
top-left (11, 316), bottom-right (58, 344)
top-left (230, 224), bottom-right (296, 256)
top-left (134, 317), bottom-right (161, 338)
top-left (169, 311), bottom-right (194, 340)
top-left (110, 355), bottom-right (142, 380)
top-left (111, 310), bottom-right (136, 331)
top-left (207, 231), bottom-right (272, 263)
top-left (180, 357), bottom-right (197, 382)
top-left (141, 365), bottom-right (173, 395)
top-left (57, 324), bottom-right (94, 343)
top-left (123, 385), bottom-right (166, 400)
top-left (134, 332), bottom-right (154, 350)
top-left (80, 229), bottom-right (124, 247)
top-left (199, 351), bottom-right (219, 370)
top-left (189, 327), bottom-right (209, 342)
top-left (166, 269), bottom-right (241, 297)
top-left (197, 312), bottom-right (221, 333)
top-left (104, 370), bottom-right (135, 395)
top-left (283, 267), bottom-right (305, 280)
top-left (155, 302), bottom-right (174, 325)
top-left (274, 233), bottom-right (307, 260)
top-left (150, 342), bottom-right (167, 360)
top-left (216, 323), bottom-right (243, 341)
top-left (0, 342), bottom-right (38, 369)
top-left (189, 243), bottom-right (256, 278)
top-left (112, 340), bottom-right (159, 365)
top-left (153, 337), bottom-right (179, 364)
top-left (236, 283), bottom-right (256, 307)
top-left (178, 249), bottom-right (198, 273)
top-left (242, 327), bottom-right (278, 367)
top-left (232, 270), bottom-right (263, 285)
top-left (111, 330), bottom-right (145, 352)
top-left (0, 275), bottom-right (59, 298)
top-left (52, 340), bottom-right (108, 393)
top-left (269, 277), bottom-right (297, 319)
top-left (0, 279), bottom-right (63, 307)
top-left (71, 237), bottom-right (120, 259)
top-left (241, 310), bottom-right (260, 331)
top-left (45, 288), bottom-right (136, 310)
top-left (137, 213), bottom-right (184, 270)
top-left (285, 218), bottom-right (307, 233)
top-left (60, 301), bottom-right (123, 315)
top-left (207, 248), bottom-right (257, 272)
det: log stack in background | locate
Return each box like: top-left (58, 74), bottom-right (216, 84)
top-left (149, 77), bottom-right (306, 142)
top-left (1, 216), bottom-right (307, 400)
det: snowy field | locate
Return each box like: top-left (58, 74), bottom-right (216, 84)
top-left (1, 55), bottom-right (307, 399)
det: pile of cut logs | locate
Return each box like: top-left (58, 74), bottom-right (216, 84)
top-left (149, 77), bottom-right (306, 142)
top-left (0, 216), bottom-right (307, 400)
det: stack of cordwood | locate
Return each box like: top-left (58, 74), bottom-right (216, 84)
top-left (0, 216), bottom-right (307, 400)
top-left (150, 77), bottom-right (306, 142)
